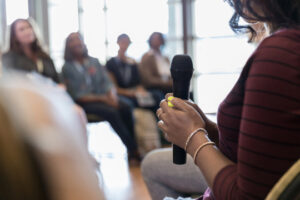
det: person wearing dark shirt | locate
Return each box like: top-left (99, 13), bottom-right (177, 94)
top-left (142, 0), bottom-right (300, 199)
top-left (106, 34), bottom-right (162, 113)
top-left (2, 18), bottom-right (59, 83)
top-left (61, 32), bottom-right (140, 163)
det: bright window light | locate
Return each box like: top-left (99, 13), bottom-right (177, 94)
top-left (192, 0), bottom-right (256, 113)
top-left (48, 0), bottom-right (79, 71)
top-left (82, 0), bottom-right (169, 63)
top-left (5, 0), bottom-right (29, 25)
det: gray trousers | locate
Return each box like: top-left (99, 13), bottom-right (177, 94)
top-left (141, 148), bottom-right (208, 200)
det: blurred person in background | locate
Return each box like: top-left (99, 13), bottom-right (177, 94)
top-left (0, 72), bottom-right (104, 200)
top-left (139, 32), bottom-right (172, 95)
top-left (106, 33), bottom-right (162, 114)
top-left (2, 18), bottom-right (60, 83)
top-left (0, 47), bottom-right (2, 76)
top-left (61, 32), bottom-right (140, 164)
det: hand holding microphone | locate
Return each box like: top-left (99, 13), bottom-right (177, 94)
top-left (157, 55), bottom-right (206, 165)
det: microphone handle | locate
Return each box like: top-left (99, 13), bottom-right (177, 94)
top-left (172, 86), bottom-right (189, 165)
top-left (173, 144), bottom-right (186, 164)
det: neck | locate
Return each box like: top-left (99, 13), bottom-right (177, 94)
top-left (118, 50), bottom-right (126, 61)
top-left (152, 47), bottom-right (161, 54)
top-left (75, 55), bottom-right (85, 64)
top-left (22, 44), bottom-right (33, 57)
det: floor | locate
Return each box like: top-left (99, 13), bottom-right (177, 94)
top-left (88, 122), bottom-right (152, 200)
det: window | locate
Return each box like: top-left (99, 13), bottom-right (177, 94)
top-left (0, 0), bottom-right (6, 49)
top-left (192, 0), bottom-right (255, 113)
top-left (164, 0), bottom-right (183, 59)
top-left (79, 0), bottom-right (105, 62)
top-left (48, 0), bottom-right (178, 69)
top-left (81, 0), bottom-right (174, 64)
top-left (5, 0), bottom-right (29, 25)
top-left (48, 0), bottom-right (79, 71)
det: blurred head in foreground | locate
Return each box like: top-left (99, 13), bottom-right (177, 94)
top-left (0, 72), bottom-right (104, 200)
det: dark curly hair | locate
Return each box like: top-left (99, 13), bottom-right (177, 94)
top-left (226, 0), bottom-right (300, 41)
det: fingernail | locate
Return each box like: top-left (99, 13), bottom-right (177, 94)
top-left (168, 96), bottom-right (174, 107)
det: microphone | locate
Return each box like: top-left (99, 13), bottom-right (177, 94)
top-left (170, 55), bottom-right (194, 165)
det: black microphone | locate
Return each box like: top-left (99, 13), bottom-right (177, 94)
top-left (170, 55), bottom-right (194, 165)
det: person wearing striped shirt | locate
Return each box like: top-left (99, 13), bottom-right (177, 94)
top-left (142, 0), bottom-right (300, 199)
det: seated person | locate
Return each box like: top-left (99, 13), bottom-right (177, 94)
top-left (106, 34), bottom-right (162, 114)
top-left (2, 18), bottom-right (60, 83)
top-left (0, 72), bottom-right (104, 200)
top-left (61, 32), bottom-right (140, 163)
top-left (141, 1), bottom-right (300, 199)
top-left (139, 32), bottom-right (172, 95)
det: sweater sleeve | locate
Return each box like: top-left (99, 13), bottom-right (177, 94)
top-left (212, 35), bottom-right (300, 199)
top-left (139, 53), bottom-right (172, 89)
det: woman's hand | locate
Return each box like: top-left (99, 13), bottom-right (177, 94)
top-left (156, 97), bottom-right (206, 149)
top-left (165, 93), bottom-right (219, 144)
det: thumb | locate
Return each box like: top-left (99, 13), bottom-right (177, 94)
top-left (168, 96), bottom-right (190, 111)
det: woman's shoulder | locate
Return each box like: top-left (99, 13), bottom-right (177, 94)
top-left (140, 51), bottom-right (156, 66)
top-left (246, 28), bottom-right (300, 83)
top-left (2, 51), bottom-right (24, 68)
top-left (258, 28), bottom-right (300, 50)
top-left (253, 28), bottom-right (300, 60)
top-left (2, 51), bottom-right (20, 59)
top-left (62, 61), bottom-right (75, 72)
top-left (141, 50), bottom-right (155, 59)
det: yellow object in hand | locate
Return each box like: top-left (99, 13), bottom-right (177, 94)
top-left (168, 96), bottom-right (174, 107)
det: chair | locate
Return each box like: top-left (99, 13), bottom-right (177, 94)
top-left (86, 113), bottom-right (104, 123)
top-left (266, 159), bottom-right (300, 200)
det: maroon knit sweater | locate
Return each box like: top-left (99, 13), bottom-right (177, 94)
top-left (205, 28), bottom-right (300, 199)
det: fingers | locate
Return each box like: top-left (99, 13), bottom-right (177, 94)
top-left (160, 96), bottom-right (189, 113)
top-left (158, 120), bottom-right (167, 133)
top-left (160, 99), bottom-right (170, 113)
top-left (158, 96), bottom-right (191, 122)
top-left (165, 93), bottom-right (173, 100)
top-left (156, 108), bottom-right (163, 119)
top-left (168, 97), bottom-right (190, 111)
top-left (156, 108), bottom-right (168, 125)
top-left (186, 99), bottom-right (195, 105)
top-left (157, 120), bottom-right (170, 142)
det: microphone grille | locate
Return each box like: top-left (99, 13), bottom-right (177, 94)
top-left (171, 55), bottom-right (193, 71)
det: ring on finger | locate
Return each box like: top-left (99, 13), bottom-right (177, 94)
top-left (157, 112), bottom-right (162, 119)
top-left (158, 120), bottom-right (164, 125)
